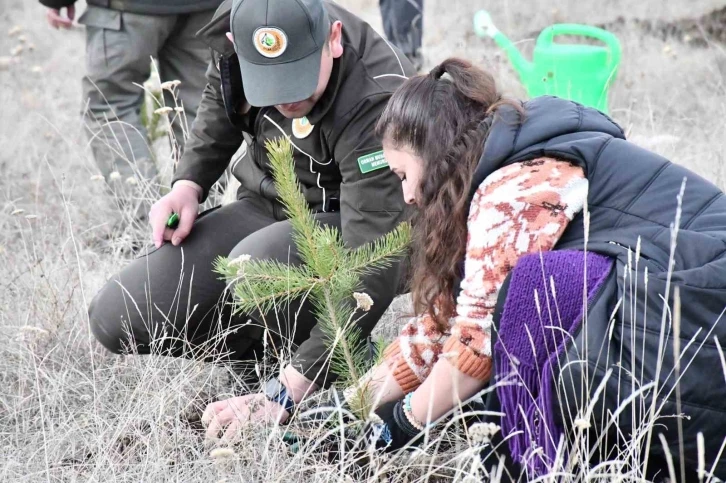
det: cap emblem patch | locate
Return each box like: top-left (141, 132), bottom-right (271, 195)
top-left (253, 27), bottom-right (287, 58)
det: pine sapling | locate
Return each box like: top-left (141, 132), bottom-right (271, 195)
top-left (215, 137), bottom-right (410, 419)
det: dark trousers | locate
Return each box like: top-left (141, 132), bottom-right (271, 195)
top-left (88, 196), bottom-right (348, 372)
top-left (379, 0), bottom-right (423, 62)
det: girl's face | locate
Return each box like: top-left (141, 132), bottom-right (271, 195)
top-left (384, 145), bottom-right (423, 205)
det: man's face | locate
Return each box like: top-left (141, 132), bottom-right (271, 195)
top-left (274, 47), bottom-right (334, 119)
top-left (227, 21), bottom-right (343, 119)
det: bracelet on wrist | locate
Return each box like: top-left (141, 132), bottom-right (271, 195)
top-left (393, 400), bottom-right (422, 437)
top-left (402, 392), bottom-right (426, 432)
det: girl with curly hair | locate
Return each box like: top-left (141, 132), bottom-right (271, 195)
top-left (325, 57), bottom-right (726, 481)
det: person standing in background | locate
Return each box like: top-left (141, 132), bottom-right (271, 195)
top-left (40, 0), bottom-right (223, 199)
top-left (380, 0), bottom-right (423, 70)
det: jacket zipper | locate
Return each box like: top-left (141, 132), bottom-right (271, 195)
top-left (252, 106), bottom-right (269, 177)
top-left (586, 263), bottom-right (614, 314)
top-left (564, 261), bottom-right (614, 350)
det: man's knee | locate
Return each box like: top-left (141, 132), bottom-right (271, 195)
top-left (88, 282), bottom-right (137, 355)
top-left (228, 213), bottom-right (339, 263)
top-left (228, 221), bottom-right (296, 263)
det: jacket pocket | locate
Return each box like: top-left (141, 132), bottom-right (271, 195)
top-left (78, 5), bottom-right (121, 29)
top-left (78, 6), bottom-right (123, 69)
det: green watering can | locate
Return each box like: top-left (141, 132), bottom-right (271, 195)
top-left (473, 10), bottom-right (621, 113)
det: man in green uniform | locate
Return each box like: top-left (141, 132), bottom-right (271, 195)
top-left (40, 0), bottom-right (222, 189)
top-left (88, 0), bottom-right (415, 438)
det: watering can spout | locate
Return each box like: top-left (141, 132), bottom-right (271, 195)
top-left (473, 10), bottom-right (533, 77)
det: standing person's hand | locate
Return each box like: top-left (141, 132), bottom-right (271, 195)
top-left (149, 182), bottom-right (201, 248)
top-left (46, 6), bottom-right (75, 29)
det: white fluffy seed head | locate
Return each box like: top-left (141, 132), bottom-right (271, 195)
top-left (228, 254), bottom-right (251, 269)
top-left (160, 80), bottom-right (182, 90)
top-left (353, 292), bottom-right (374, 312)
top-left (574, 418), bottom-right (591, 430)
top-left (209, 447), bottom-right (236, 459)
top-left (469, 422), bottom-right (500, 444)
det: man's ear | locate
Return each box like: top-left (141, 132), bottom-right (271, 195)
top-left (328, 21), bottom-right (344, 59)
top-left (226, 32), bottom-right (234, 44)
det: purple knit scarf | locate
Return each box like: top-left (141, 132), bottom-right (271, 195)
top-left (494, 250), bottom-right (612, 476)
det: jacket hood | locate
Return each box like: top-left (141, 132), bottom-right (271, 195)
top-left (471, 96), bottom-right (625, 198)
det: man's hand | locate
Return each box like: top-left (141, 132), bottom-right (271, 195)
top-left (148, 182), bottom-right (201, 248)
top-left (202, 394), bottom-right (289, 442)
top-left (46, 6), bottom-right (75, 29)
top-left (280, 364), bottom-right (318, 401)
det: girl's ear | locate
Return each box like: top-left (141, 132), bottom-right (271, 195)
top-left (226, 32), bottom-right (234, 44)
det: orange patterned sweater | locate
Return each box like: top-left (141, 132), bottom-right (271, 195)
top-left (382, 158), bottom-right (588, 392)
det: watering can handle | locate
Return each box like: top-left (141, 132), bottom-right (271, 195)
top-left (537, 24), bottom-right (622, 69)
top-left (473, 10), bottom-right (499, 39)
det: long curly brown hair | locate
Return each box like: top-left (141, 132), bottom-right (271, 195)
top-left (376, 58), bottom-right (523, 331)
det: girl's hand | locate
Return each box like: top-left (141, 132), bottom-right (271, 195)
top-left (372, 398), bottom-right (422, 452)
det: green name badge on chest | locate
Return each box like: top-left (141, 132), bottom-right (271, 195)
top-left (357, 150), bottom-right (388, 174)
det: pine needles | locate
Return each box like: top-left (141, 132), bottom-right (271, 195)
top-left (214, 138), bottom-right (410, 418)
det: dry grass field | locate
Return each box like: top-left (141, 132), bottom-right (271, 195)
top-left (1, 0), bottom-right (726, 481)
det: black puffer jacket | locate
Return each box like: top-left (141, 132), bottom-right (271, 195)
top-left (39, 0), bottom-right (222, 15)
top-left (476, 96), bottom-right (726, 478)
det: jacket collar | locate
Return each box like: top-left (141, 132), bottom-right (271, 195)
top-left (469, 96), bottom-right (626, 202)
